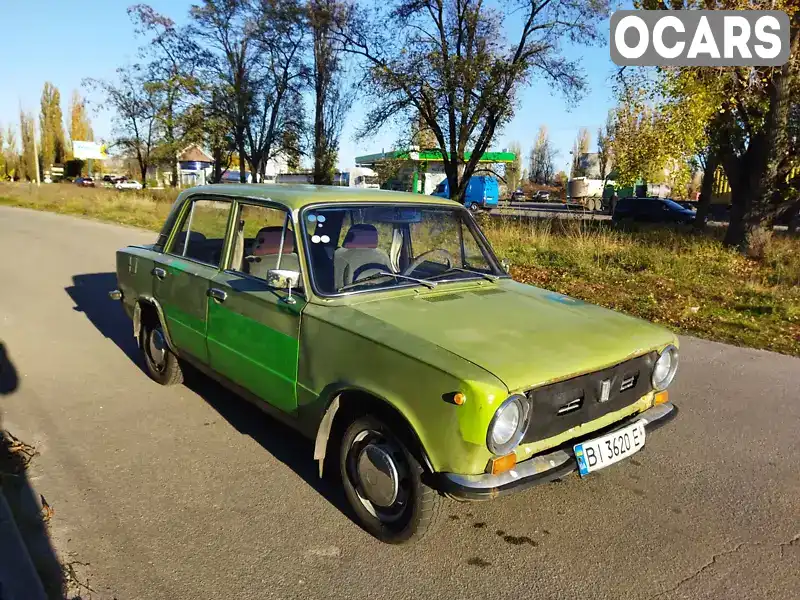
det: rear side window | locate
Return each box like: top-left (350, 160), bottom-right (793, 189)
top-left (616, 199), bottom-right (634, 211)
top-left (167, 198), bottom-right (232, 267)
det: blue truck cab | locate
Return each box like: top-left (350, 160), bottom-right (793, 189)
top-left (432, 176), bottom-right (500, 212)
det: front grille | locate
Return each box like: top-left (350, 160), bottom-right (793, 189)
top-left (521, 352), bottom-right (656, 444)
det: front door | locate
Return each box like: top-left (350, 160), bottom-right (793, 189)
top-left (153, 196), bottom-right (234, 364)
top-left (205, 202), bottom-right (306, 413)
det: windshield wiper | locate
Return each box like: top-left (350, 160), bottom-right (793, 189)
top-left (338, 271), bottom-right (437, 292)
top-left (434, 267), bottom-right (500, 282)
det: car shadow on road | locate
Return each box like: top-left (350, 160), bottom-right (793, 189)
top-left (65, 273), bottom-right (140, 366)
top-left (180, 368), bottom-right (355, 524)
top-left (65, 273), bottom-right (357, 530)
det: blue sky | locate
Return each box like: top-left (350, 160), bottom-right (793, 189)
top-left (0, 0), bottom-right (620, 173)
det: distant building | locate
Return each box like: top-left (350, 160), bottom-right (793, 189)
top-left (175, 145), bottom-right (214, 187)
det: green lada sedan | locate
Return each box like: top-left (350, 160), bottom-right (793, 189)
top-left (112, 184), bottom-right (679, 543)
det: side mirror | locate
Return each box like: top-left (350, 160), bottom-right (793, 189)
top-left (267, 269), bottom-right (301, 304)
top-left (500, 258), bottom-right (511, 272)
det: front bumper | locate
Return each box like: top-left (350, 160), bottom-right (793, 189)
top-left (434, 402), bottom-right (678, 501)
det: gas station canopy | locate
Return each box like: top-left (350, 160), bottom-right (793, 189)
top-left (355, 149), bottom-right (516, 166)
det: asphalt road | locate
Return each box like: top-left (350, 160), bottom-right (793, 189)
top-left (1, 206), bottom-right (798, 600)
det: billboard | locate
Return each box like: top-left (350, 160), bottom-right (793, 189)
top-left (72, 141), bottom-right (108, 160)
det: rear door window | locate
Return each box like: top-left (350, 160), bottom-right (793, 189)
top-left (167, 198), bottom-right (232, 267)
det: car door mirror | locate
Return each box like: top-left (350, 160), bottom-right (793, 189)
top-left (267, 269), bottom-right (301, 304)
top-left (500, 258), bottom-right (511, 272)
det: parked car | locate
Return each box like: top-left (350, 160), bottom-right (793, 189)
top-left (432, 175), bottom-right (500, 212)
top-left (74, 177), bottom-right (94, 187)
top-left (111, 184), bottom-right (679, 543)
top-left (533, 190), bottom-right (551, 201)
top-left (612, 197), bottom-right (697, 225)
top-left (510, 189), bottom-right (527, 201)
top-left (116, 180), bottom-right (143, 191)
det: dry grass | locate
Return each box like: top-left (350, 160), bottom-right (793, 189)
top-left (0, 181), bottom-right (179, 231)
top-left (2, 182), bottom-right (799, 356)
top-left (481, 215), bottom-right (800, 356)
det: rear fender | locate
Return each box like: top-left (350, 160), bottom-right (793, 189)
top-left (134, 297), bottom-right (178, 354)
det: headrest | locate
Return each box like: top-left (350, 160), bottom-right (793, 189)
top-left (253, 227), bottom-right (295, 256)
top-left (174, 231), bottom-right (206, 248)
top-left (343, 224), bottom-right (378, 249)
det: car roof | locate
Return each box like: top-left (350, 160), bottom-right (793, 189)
top-left (182, 183), bottom-right (459, 211)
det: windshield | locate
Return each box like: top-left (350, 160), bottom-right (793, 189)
top-left (302, 204), bottom-right (504, 295)
top-left (664, 199), bottom-right (690, 211)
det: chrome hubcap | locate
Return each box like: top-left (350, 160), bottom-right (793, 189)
top-left (357, 443), bottom-right (399, 507)
top-left (349, 430), bottom-right (410, 522)
top-left (148, 328), bottom-right (167, 369)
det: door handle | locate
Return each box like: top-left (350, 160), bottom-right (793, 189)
top-left (207, 288), bottom-right (228, 302)
top-left (152, 267), bottom-right (167, 280)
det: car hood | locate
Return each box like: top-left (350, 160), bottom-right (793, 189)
top-left (351, 280), bottom-right (675, 392)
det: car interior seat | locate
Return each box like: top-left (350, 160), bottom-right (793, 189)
top-left (246, 226), bottom-right (300, 280)
top-left (333, 224), bottom-right (392, 289)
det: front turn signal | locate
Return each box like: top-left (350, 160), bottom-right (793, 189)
top-left (489, 452), bottom-right (517, 475)
top-left (654, 390), bottom-right (669, 405)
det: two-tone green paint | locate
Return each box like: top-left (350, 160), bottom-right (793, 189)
top-left (116, 184), bottom-right (678, 478)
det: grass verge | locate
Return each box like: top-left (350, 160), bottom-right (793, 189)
top-left (3, 182), bottom-right (799, 356)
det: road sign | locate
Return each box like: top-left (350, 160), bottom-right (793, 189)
top-left (73, 141), bottom-right (108, 160)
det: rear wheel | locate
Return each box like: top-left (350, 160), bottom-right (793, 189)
top-left (469, 202), bottom-right (480, 213)
top-left (339, 415), bottom-right (443, 544)
top-left (140, 321), bottom-right (183, 386)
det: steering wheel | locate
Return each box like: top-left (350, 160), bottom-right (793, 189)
top-left (402, 248), bottom-right (455, 276)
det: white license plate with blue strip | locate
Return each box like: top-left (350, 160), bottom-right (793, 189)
top-left (574, 420), bottom-right (646, 476)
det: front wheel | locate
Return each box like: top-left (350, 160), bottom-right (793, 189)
top-left (469, 202), bottom-right (480, 213)
top-left (339, 415), bottom-right (443, 544)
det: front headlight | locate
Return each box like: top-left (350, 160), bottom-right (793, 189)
top-left (652, 345), bottom-right (679, 391)
top-left (487, 395), bottom-right (530, 455)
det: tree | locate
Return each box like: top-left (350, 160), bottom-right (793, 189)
top-left (189, 0), bottom-right (307, 183)
top-left (86, 66), bottom-right (161, 188)
top-left (0, 125), bottom-right (4, 179)
top-left (1, 125), bottom-right (18, 180)
top-left (631, 0), bottom-right (800, 253)
top-left (39, 83), bottom-right (66, 170)
top-left (68, 90), bottom-right (94, 148)
top-left (19, 111), bottom-right (37, 182)
top-left (571, 127), bottom-right (590, 177)
top-left (310, 0), bottom-right (351, 185)
top-left (506, 142), bottom-right (522, 191)
top-left (129, 4), bottom-right (201, 188)
top-left (246, 0), bottom-right (308, 182)
top-left (529, 126), bottom-right (555, 184)
top-left (334, 0), bottom-right (607, 202)
top-left (597, 112), bottom-right (613, 182)
top-left (189, 0), bottom-right (260, 183)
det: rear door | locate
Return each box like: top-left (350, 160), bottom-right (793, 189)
top-left (205, 202), bottom-right (306, 413)
top-left (152, 196), bottom-right (234, 365)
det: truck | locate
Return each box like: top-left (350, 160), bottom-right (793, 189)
top-left (566, 177), bottom-right (609, 211)
top-left (432, 175), bottom-right (500, 212)
top-left (346, 167), bottom-right (380, 189)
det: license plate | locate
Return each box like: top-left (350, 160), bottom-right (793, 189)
top-left (574, 420), bottom-right (646, 476)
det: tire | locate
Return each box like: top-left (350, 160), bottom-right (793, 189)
top-left (140, 321), bottom-right (183, 386)
top-left (339, 414), bottom-right (443, 544)
top-left (469, 203), bottom-right (480, 213)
